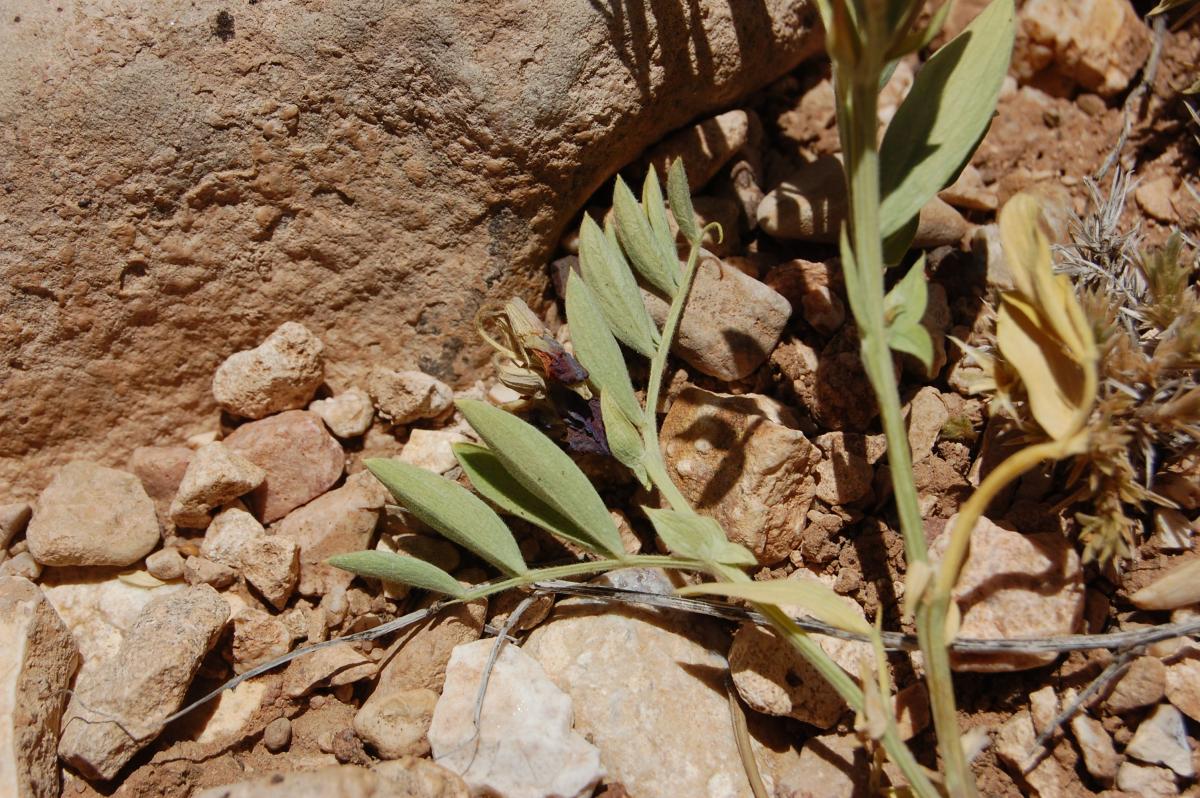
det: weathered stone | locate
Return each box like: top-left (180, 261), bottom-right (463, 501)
top-left (1130, 556), bottom-right (1200, 611)
top-left (931, 515), bottom-right (1084, 671)
top-left (184, 556), bottom-right (238, 589)
top-left (1126, 703), bottom-right (1193, 778)
top-left (223, 410), bottom-right (346, 523)
top-left (430, 640), bottom-right (604, 798)
top-left (181, 678), bottom-right (272, 749)
top-left (758, 156), bottom-right (968, 247)
top-left (355, 686), bottom-right (439, 760)
top-left (995, 709), bottom-right (1077, 797)
top-left (378, 599), bottom-right (487, 694)
top-left (772, 333), bottom-right (881, 432)
top-left (1165, 652), bottom-right (1200, 722)
top-left (763, 258), bottom-right (845, 336)
top-left (1013, 0), bottom-right (1151, 97)
top-left (938, 164), bottom-right (998, 212)
top-left (201, 505), bottom-right (266, 568)
top-left (642, 254), bottom-right (791, 381)
top-left (660, 387), bottom-right (819, 564)
top-left (367, 369), bottom-right (454, 425)
top-left (0, 553), bottom-right (42, 581)
top-left (0, 503), bottom-right (31, 551)
top-left (58, 586), bottom-right (229, 780)
top-left (0, 578), bottom-right (78, 798)
top-left (231, 608), bottom-right (293, 674)
top-left (197, 761), bottom-right (468, 798)
top-left (309, 388), bottom-right (375, 439)
top-left (27, 462), bottom-right (160, 567)
top-left (1115, 761), bottom-right (1179, 797)
top-left (795, 735), bottom-right (868, 798)
top-left (399, 429), bottom-right (470, 475)
top-left (640, 110), bottom-right (750, 191)
top-left (128, 446), bottom-right (193, 523)
top-left (262, 717), bottom-right (292, 753)
top-left (275, 471), bottom-right (386, 596)
top-left (905, 387), bottom-right (949, 464)
top-left (524, 569), bottom-right (804, 798)
top-left (373, 757), bottom-right (469, 798)
top-left (813, 431), bottom-right (873, 505)
top-left (169, 442), bottom-right (266, 529)
top-left (1070, 713), bottom-right (1118, 786)
top-left (2, 1), bottom-right (824, 501)
top-left (145, 547), bottom-right (186, 581)
top-left (241, 536), bottom-right (301, 610)
top-left (1103, 656), bottom-right (1167, 713)
top-left (213, 322), bottom-right (325, 420)
top-left (282, 642), bottom-right (377, 698)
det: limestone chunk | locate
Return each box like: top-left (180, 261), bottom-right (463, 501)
top-left (1069, 713), bottom-right (1118, 786)
top-left (169, 442), bottom-right (266, 529)
top-left (241, 536), bottom-right (300, 610)
top-left (27, 462), bottom-right (161, 567)
top-left (309, 388), bottom-right (374, 438)
top-left (354, 686), bottom-right (438, 759)
top-left (1126, 703), bottom-right (1194, 778)
top-left (367, 368), bottom-right (454, 425)
top-left (212, 322), bottom-right (325, 420)
top-left (640, 109), bottom-right (750, 191)
top-left (0, 503), bottom-right (32, 551)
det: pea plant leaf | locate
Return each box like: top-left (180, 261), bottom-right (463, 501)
top-left (677, 579), bottom-right (873, 636)
top-left (577, 215), bottom-right (659, 357)
top-left (883, 255), bottom-right (934, 370)
top-left (564, 271), bottom-right (643, 424)
top-left (644, 507), bottom-right (757, 567)
top-left (365, 458), bottom-right (528, 577)
top-left (994, 193), bottom-right (1097, 440)
top-left (643, 168), bottom-right (682, 272)
top-left (666, 158), bottom-right (701, 245)
top-left (327, 551), bottom-right (467, 599)
top-left (613, 175), bottom-right (679, 296)
top-left (600, 391), bottom-right (650, 489)
top-left (452, 443), bottom-right (601, 553)
top-left (878, 0), bottom-right (1015, 245)
top-left (456, 399), bottom-right (626, 559)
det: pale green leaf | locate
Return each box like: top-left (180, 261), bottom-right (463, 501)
top-left (456, 399), bottom-right (626, 559)
top-left (600, 391), bottom-right (650, 489)
top-left (667, 158), bottom-right (700, 244)
top-left (327, 550), bottom-right (467, 598)
top-left (614, 175), bottom-right (679, 296)
top-left (365, 458), bottom-right (528, 576)
top-left (564, 272), bottom-right (642, 423)
top-left (577, 215), bottom-right (658, 357)
top-left (452, 443), bottom-right (600, 553)
top-left (884, 256), bottom-right (934, 370)
top-left (886, 0), bottom-right (953, 59)
top-left (644, 508), bottom-right (757, 567)
top-left (643, 168), bottom-right (681, 269)
top-left (677, 580), bottom-right (873, 636)
top-left (879, 0), bottom-right (1015, 242)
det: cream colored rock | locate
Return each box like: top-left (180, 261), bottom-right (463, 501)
top-left (309, 388), bottom-right (375, 438)
top-left (0, 553), bottom-right (42, 581)
top-left (196, 761), bottom-right (469, 798)
top-left (378, 598), bottom-right (487, 693)
top-left (368, 369), bottom-right (454, 425)
top-left (795, 735), bottom-right (868, 798)
top-left (1104, 655), bottom-right (1167, 713)
top-left (241, 536), bottom-right (300, 610)
top-left (1127, 703), bottom-right (1193, 778)
top-left (184, 555), bottom-right (237, 589)
top-left (262, 717), bottom-right (292, 753)
top-left (1166, 652), bottom-right (1200, 722)
top-left (932, 514), bottom-right (1084, 671)
top-left (905, 387), bottom-right (949, 464)
top-left (26, 462), bottom-right (161, 567)
top-left (995, 709), bottom-right (1076, 797)
top-left (275, 471), bottom-right (387, 596)
top-left (283, 642), bottom-right (377, 698)
top-left (1070, 713), bottom-right (1118, 786)
top-left (813, 431), bottom-right (873, 505)
top-left (145, 547), bottom-right (186, 581)
top-left (642, 254), bottom-right (791, 381)
top-left (231, 608), bottom-right (293, 674)
top-left (169, 442), bottom-right (266, 529)
top-left (373, 757), bottom-right (469, 798)
top-left (128, 445), bottom-right (193, 523)
top-left (640, 109), bottom-right (750, 191)
top-left (183, 679), bottom-right (271, 748)
top-left (1116, 761), bottom-right (1179, 797)
top-left (1130, 557), bottom-right (1200, 611)
top-left (0, 578), bottom-right (79, 798)
top-left (399, 429), bottom-right (470, 475)
top-left (938, 164), bottom-right (998, 212)
top-left (212, 322), bottom-right (325, 420)
top-left (0, 503), bottom-right (31, 551)
top-left (201, 505), bottom-right (265, 567)
top-left (355, 686), bottom-right (438, 759)
top-left (660, 387), bottom-right (819, 564)
top-left (58, 586), bottom-right (229, 781)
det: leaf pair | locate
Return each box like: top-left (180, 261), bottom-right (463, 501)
top-left (994, 193), bottom-right (1098, 440)
top-left (883, 255), bottom-right (934, 371)
top-left (610, 160), bottom-right (702, 299)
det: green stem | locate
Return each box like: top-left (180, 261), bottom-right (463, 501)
top-left (836, 75), bottom-right (973, 797)
top-left (461, 555), bottom-right (700, 601)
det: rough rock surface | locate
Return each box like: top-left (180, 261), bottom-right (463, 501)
top-left (0, 577), bottom-right (79, 798)
top-left (931, 514), bottom-right (1084, 672)
top-left (660, 387), bottom-right (820, 564)
top-left (1070, 713), bottom-right (1119, 786)
top-left (355, 686), bottom-right (439, 760)
top-left (195, 761), bottom-right (469, 798)
top-left (212, 322), bottom-right (325, 419)
top-left (377, 599), bottom-right (487, 694)
top-left (367, 369), bottom-right (455, 425)
top-left (58, 585), bottom-right (230, 780)
top-left (523, 569), bottom-right (805, 798)
top-left (127, 446), bottom-right (193, 524)
top-left (26, 461), bottom-right (161, 567)
top-left (310, 389), bottom-right (375, 438)
top-left (169, 442), bottom-right (267, 529)
top-left (0, 0), bottom-right (826, 499)
top-left (429, 640), bottom-right (605, 798)
top-left (223, 410), bottom-right (346, 523)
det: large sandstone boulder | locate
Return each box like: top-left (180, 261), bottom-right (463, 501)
top-left (0, 1), bottom-right (821, 498)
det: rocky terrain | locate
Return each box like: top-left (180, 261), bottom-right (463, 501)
top-left (0, 1), bottom-right (1198, 797)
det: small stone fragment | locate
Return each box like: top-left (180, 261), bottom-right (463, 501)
top-left (58, 586), bottom-right (229, 780)
top-left (400, 428), bottom-right (470, 475)
top-left (905, 387), bottom-right (949, 464)
top-left (729, 622), bottom-right (849, 728)
top-left (367, 368), bottom-right (454, 425)
top-left (373, 757), bottom-right (469, 798)
top-left (938, 164), bottom-right (998, 212)
top-left (931, 514), bottom-right (1084, 671)
top-left (641, 109), bottom-right (750, 191)
top-left (1166, 652), bottom-right (1200, 722)
top-left (1116, 761), bottom-right (1179, 797)
top-left (995, 709), bottom-right (1076, 797)
top-left (1130, 557), bottom-right (1200, 611)
top-left (354, 686), bottom-right (439, 759)
top-left (763, 258), bottom-right (845, 336)
top-left (145, 547), bottom-right (186, 581)
top-left (642, 254), bottom-right (791, 381)
top-left (128, 445), bottom-right (193, 524)
top-left (275, 471), bottom-right (387, 596)
top-left (1070, 713), bottom-right (1118, 786)
top-left (169, 442), bottom-right (266, 529)
top-left (429, 640), bottom-right (604, 798)
top-left (201, 506), bottom-right (265, 567)
top-left (212, 321), bottom-right (325, 420)
top-left (0, 577), bottom-right (79, 798)
top-left (1136, 177), bottom-right (1178, 224)
top-left (1029, 685), bottom-right (1059, 737)
top-left (195, 766), bottom-right (378, 798)
top-left (795, 735), bottom-right (868, 798)
top-left (223, 410), bottom-right (346, 523)
top-left (660, 387), bottom-right (819, 564)
top-left (0, 552), bottom-right (42, 580)
top-left (0, 503), bottom-right (32, 551)
top-left (262, 717), bottom-right (292, 753)
top-left (1126, 703), bottom-right (1193, 777)
top-left (893, 683), bottom-right (930, 741)
top-left (232, 608), bottom-right (293, 673)
top-left (813, 432), bottom-right (873, 505)
top-left (27, 461), bottom-right (161, 567)
top-left (377, 599), bottom-right (486, 693)
top-left (283, 642), bottom-right (377, 698)
top-left (241, 536), bottom-right (300, 610)
top-left (309, 388), bottom-right (374, 438)
top-left (1151, 508), bottom-right (1195, 552)
top-left (1103, 656), bottom-right (1166, 713)
top-left (184, 556), bottom-right (237, 589)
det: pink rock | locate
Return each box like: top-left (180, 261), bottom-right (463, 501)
top-left (224, 410), bottom-right (346, 522)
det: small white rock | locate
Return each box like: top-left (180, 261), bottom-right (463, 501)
top-left (354, 686), bottom-right (439, 759)
top-left (200, 505), bottom-right (265, 568)
top-left (145, 547), bottom-right (186, 581)
top-left (240, 536), bottom-right (300, 610)
top-left (1070, 713), bottom-right (1119, 785)
top-left (309, 388), bottom-right (374, 438)
top-left (212, 322), bottom-right (325, 420)
top-left (1126, 703), bottom-right (1194, 778)
top-left (169, 442), bottom-right (266, 529)
top-left (430, 640), bottom-right (604, 798)
top-left (367, 368), bottom-right (453, 425)
top-left (1116, 761), bottom-right (1179, 797)
top-left (400, 428), bottom-right (470, 474)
